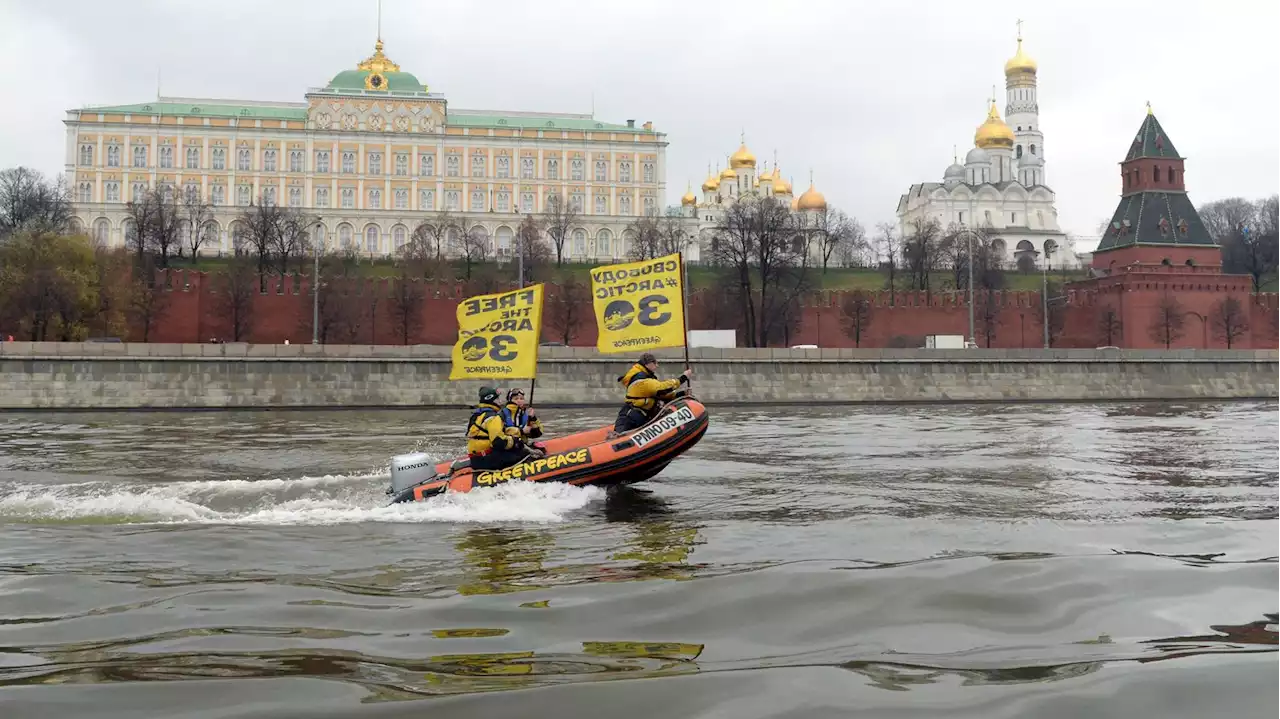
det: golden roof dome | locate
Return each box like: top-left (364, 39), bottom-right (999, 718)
top-left (701, 166), bottom-right (719, 192)
top-left (974, 100), bottom-right (1015, 149)
top-left (680, 185), bottom-right (697, 206)
top-left (719, 165), bottom-right (737, 179)
top-left (730, 142), bottom-right (756, 169)
top-left (772, 169), bottom-right (791, 195)
top-left (1004, 37), bottom-right (1037, 76)
top-left (758, 165), bottom-right (774, 183)
top-left (796, 180), bottom-right (827, 211)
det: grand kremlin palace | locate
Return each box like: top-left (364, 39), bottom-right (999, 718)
top-left (64, 38), bottom-right (677, 262)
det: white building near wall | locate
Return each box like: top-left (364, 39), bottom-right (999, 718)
top-left (896, 28), bottom-right (1079, 269)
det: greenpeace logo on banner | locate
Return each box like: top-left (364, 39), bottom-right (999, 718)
top-left (632, 406), bottom-right (696, 448)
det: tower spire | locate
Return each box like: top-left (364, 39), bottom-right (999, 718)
top-left (1016, 17), bottom-right (1022, 41)
top-left (377, 0), bottom-right (382, 41)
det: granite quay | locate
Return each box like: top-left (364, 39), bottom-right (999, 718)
top-left (1, 342), bottom-right (1276, 410)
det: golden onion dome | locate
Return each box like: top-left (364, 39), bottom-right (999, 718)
top-left (1004, 37), bottom-right (1037, 76)
top-left (974, 101), bottom-right (1015, 149)
top-left (729, 142), bottom-right (756, 169)
top-left (700, 167), bottom-right (719, 192)
top-left (773, 170), bottom-right (791, 195)
top-left (680, 185), bottom-right (697, 206)
top-left (796, 182), bottom-right (827, 211)
top-left (758, 163), bottom-right (774, 183)
top-left (719, 165), bottom-right (737, 180)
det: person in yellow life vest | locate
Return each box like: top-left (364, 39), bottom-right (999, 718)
top-left (467, 386), bottom-right (529, 471)
top-left (613, 352), bottom-right (692, 434)
top-left (503, 388), bottom-right (547, 458)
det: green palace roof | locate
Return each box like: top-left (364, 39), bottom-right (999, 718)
top-left (80, 101), bottom-right (307, 120)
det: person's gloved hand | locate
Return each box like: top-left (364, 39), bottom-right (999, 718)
top-left (503, 427), bottom-right (521, 437)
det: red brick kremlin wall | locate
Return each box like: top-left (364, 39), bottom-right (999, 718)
top-left (143, 269), bottom-right (1279, 350)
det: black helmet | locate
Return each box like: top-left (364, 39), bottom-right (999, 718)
top-left (478, 386), bottom-right (499, 403)
top-left (506, 388), bottom-right (525, 402)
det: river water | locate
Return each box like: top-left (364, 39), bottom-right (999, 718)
top-left (0, 401), bottom-right (1275, 718)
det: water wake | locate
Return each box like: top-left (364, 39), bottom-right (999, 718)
top-left (0, 470), bottom-right (604, 526)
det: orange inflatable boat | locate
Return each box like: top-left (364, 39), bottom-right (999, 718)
top-left (386, 397), bottom-right (710, 503)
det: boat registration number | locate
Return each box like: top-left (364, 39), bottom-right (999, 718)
top-left (632, 406), bottom-right (697, 448)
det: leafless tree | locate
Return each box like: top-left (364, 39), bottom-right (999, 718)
top-left (1148, 292), bottom-right (1186, 349)
top-left (839, 290), bottom-right (875, 347)
top-left (1201, 196), bottom-right (1279, 293)
top-left (179, 186), bottom-right (215, 260)
top-left (1031, 279), bottom-right (1069, 347)
top-left (1097, 304), bottom-right (1123, 346)
top-left (128, 255), bottom-right (170, 342)
top-left (410, 210), bottom-right (453, 266)
top-left (300, 249), bottom-right (362, 343)
top-left (709, 195), bottom-right (809, 347)
top-left (0, 167), bottom-right (72, 240)
top-left (625, 213), bottom-right (692, 261)
top-left (810, 207), bottom-right (861, 274)
top-left (515, 213), bottom-right (552, 282)
top-left (273, 210), bottom-right (316, 275)
top-left (542, 193), bottom-right (578, 267)
top-left (874, 222), bottom-right (900, 304)
top-left (902, 217), bottom-right (943, 298)
top-left (978, 292), bottom-right (1000, 348)
top-left (1210, 296), bottom-right (1249, 348)
top-left (235, 197), bottom-right (286, 285)
top-left (544, 279), bottom-right (590, 344)
top-left (218, 253), bottom-right (257, 341)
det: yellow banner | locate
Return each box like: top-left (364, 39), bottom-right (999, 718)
top-left (589, 252), bottom-right (686, 354)
top-left (449, 284), bottom-right (544, 380)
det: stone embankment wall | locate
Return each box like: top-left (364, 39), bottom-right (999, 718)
top-left (1, 342), bottom-right (1276, 410)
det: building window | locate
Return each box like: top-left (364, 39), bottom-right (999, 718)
top-left (158, 146), bottom-right (173, 169)
top-left (521, 192), bottom-right (534, 213)
top-left (341, 188), bottom-right (354, 209)
top-left (289, 150), bottom-right (303, 173)
top-left (339, 224), bottom-right (352, 248)
top-left (237, 185), bottom-right (251, 206)
top-left (316, 187), bottom-right (329, 208)
top-left (572, 229), bottom-right (586, 257)
top-left (620, 195), bottom-right (632, 215)
top-left (262, 186), bottom-right (276, 206)
top-left (106, 145), bottom-right (120, 167)
top-left (236, 148), bottom-right (250, 171)
top-left (496, 191), bottom-right (510, 213)
top-left (366, 226), bottom-right (379, 253)
top-left (368, 188), bottom-right (382, 209)
top-left (594, 195), bottom-right (606, 214)
top-left (183, 182), bottom-right (199, 203)
top-left (287, 186), bottom-right (301, 207)
top-left (262, 149), bottom-right (277, 172)
top-left (393, 225), bottom-right (406, 251)
top-left (106, 181), bottom-right (120, 203)
top-left (316, 150), bottom-right (331, 173)
top-left (643, 196), bottom-right (655, 215)
top-left (619, 161), bottom-right (632, 183)
top-left (471, 154), bottom-right (485, 178)
top-left (1016, 145), bottom-right (1023, 159)
top-left (520, 156), bottom-right (534, 179)
top-left (446, 155), bottom-right (460, 177)
top-left (211, 147), bottom-right (225, 170)
top-left (419, 189), bottom-right (434, 210)
top-left (131, 182), bottom-right (147, 202)
top-left (186, 146), bottom-right (199, 169)
top-left (1036, 210), bottom-right (1044, 228)
top-left (420, 154), bottom-right (435, 176)
top-left (570, 192), bottom-right (584, 213)
top-left (445, 190), bottom-right (460, 210)
top-left (78, 144), bottom-right (93, 166)
top-left (596, 229), bottom-right (612, 257)
top-left (394, 188), bottom-right (408, 210)
top-left (1153, 166), bottom-right (1161, 183)
top-left (496, 156), bottom-right (510, 179)
top-left (570, 158), bottom-right (584, 181)
top-left (1030, 144), bottom-right (1037, 155)
top-left (642, 162), bottom-right (654, 183)
top-left (1010, 212), bottom-right (1017, 225)
top-left (957, 210), bottom-right (964, 224)
top-left (133, 145), bottom-right (148, 168)
top-left (368, 152), bottom-right (383, 176)
top-left (594, 160), bottom-right (607, 182)
top-left (77, 182), bottom-right (91, 203)
top-left (341, 152), bottom-right (355, 173)
top-left (211, 185), bottom-right (224, 205)
top-left (394, 153), bottom-right (408, 176)
top-left (470, 190), bottom-right (484, 211)
top-left (546, 159), bottom-right (559, 179)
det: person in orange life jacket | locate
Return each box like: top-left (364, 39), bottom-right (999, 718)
top-left (613, 352), bottom-right (691, 434)
top-left (502, 388), bottom-right (546, 457)
top-left (466, 386), bottom-right (529, 471)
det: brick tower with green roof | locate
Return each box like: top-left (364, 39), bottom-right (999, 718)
top-left (1092, 105), bottom-right (1223, 272)
top-left (1064, 105), bottom-right (1258, 348)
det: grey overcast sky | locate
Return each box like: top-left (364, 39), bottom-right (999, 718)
top-left (2, 0), bottom-right (1276, 250)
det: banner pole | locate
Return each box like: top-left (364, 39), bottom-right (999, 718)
top-left (525, 274), bottom-right (537, 408)
top-left (678, 251), bottom-right (691, 391)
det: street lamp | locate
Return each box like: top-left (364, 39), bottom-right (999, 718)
top-left (955, 225), bottom-right (983, 347)
top-left (1042, 242), bottom-right (1055, 348)
top-left (312, 221), bottom-right (322, 345)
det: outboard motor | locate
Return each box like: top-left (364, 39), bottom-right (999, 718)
top-left (388, 452), bottom-right (441, 496)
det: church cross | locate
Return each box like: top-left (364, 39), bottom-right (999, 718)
top-left (1016, 18), bottom-right (1023, 40)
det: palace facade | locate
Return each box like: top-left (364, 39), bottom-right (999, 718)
top-left (65, 37), bottom-right (669, 263)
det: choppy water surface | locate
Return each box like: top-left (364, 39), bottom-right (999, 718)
top-left (0, 401), bottom-right (1276, 718)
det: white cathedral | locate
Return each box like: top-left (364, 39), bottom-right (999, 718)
top-left (896, 30), bottom-right (1079, 269)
